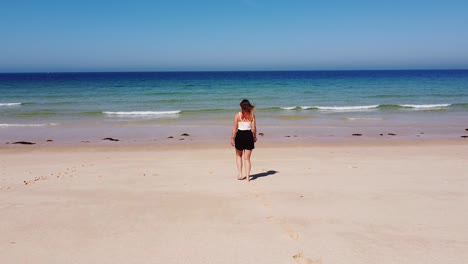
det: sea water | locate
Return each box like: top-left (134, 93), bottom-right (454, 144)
top-left (1, 70), bottom-right (468, 143)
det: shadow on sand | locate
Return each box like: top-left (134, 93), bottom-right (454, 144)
top-left (250, 170), bottom-right (278, 181)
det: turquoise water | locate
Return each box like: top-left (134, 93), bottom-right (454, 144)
top-left (1, 70), bottom-right (468, 127)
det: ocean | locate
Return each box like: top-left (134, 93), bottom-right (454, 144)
top-left (1, 70), bottom-right (468, 143)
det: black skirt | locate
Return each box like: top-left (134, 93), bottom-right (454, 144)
top-left (235, 130), bottom-right (255, 150)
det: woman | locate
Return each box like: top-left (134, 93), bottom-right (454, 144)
top-left (231, 99), bottom-right (257, 181)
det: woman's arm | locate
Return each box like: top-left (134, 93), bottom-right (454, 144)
top-left (252, 114), bottom-right (257, 142)
top-left (231, 113), bottom-right (238, 146)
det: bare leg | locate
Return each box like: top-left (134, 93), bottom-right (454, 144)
top-left (235, 149), bottom-right (244, 180)
top-left (244, 149), bottom-right (252, 182)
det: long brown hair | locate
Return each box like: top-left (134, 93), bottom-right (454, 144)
top-left (240, 99), bottom-right (255, 120)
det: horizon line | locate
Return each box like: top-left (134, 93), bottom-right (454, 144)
top-left (2, 68), bottom-right (468, 74)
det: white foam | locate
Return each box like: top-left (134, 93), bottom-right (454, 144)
top-left (400, 104), bottom-right (451, 109)
top-left (0, 102), bottom-right (22, 106)
top-left (316, 105), bottom-right (379, 111)
top-left (345, 117), bottom-right (383, 121)
top-left (103, 111), bottom-right (181, 116)
top-left (300, 106), bottom-right (315, 110)
top-left (0, 123), bottom-right (58, 127)
top-left (280, 106), bottom-right (297, 110)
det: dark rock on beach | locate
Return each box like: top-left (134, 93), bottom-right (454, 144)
top-left (259, 133), bottom-right (264, 136)
top-left (46, 140), bottom-right (53, 142)
top-left (352, 134), bottom-right (362, 136)
top-left (168, 136), bottom-right (174, 139)
top-left (388, 133), bottom-right (396, 136)
top-left (181, 133), bottom-right (190, 136)
top-left (102, 137), bottom-right (119, 142)
top-left (12, 141), bottom-right (36, 145)
top-left (461, 136), bottom-right (468, 138)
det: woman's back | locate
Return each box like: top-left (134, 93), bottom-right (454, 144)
top-left (237, 112), bottom-right (252, 130)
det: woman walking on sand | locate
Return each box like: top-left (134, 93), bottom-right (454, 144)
top-left (231, 99), bottom-right (257, 182)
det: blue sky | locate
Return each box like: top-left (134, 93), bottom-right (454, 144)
top-left (1, 0), bottom-right (468, 72)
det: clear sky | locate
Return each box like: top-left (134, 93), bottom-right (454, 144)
top-left (1, 0), bottom-right (468, 72)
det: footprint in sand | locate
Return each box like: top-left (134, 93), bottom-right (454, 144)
top-left (250, 187), bottom-right (271, 208)
top-left (24, 175), bottom-right (49, 185)
top-left (24, 165), bottom-right (85, 186)
top-left (288, 230), bottom-right (299, 240)
top-left (266, 216), bottom-right (300, 240)
top-left (292, 252), bottom-right (321, 264)
top-left (257, 192), bottom-right (315, 263)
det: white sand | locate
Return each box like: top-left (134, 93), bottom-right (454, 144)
top-left (1, 141), bottom-right (467, 263)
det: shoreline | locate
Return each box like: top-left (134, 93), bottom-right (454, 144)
top-left (2, 137), bottom-right (467, 152)
top-left (2, 119), bottom-right (468, 148)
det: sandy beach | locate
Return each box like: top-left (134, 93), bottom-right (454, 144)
top-left (1, 140), bottom-right (467, 264)
top-left (2, 0), bottom-right (468, 261)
